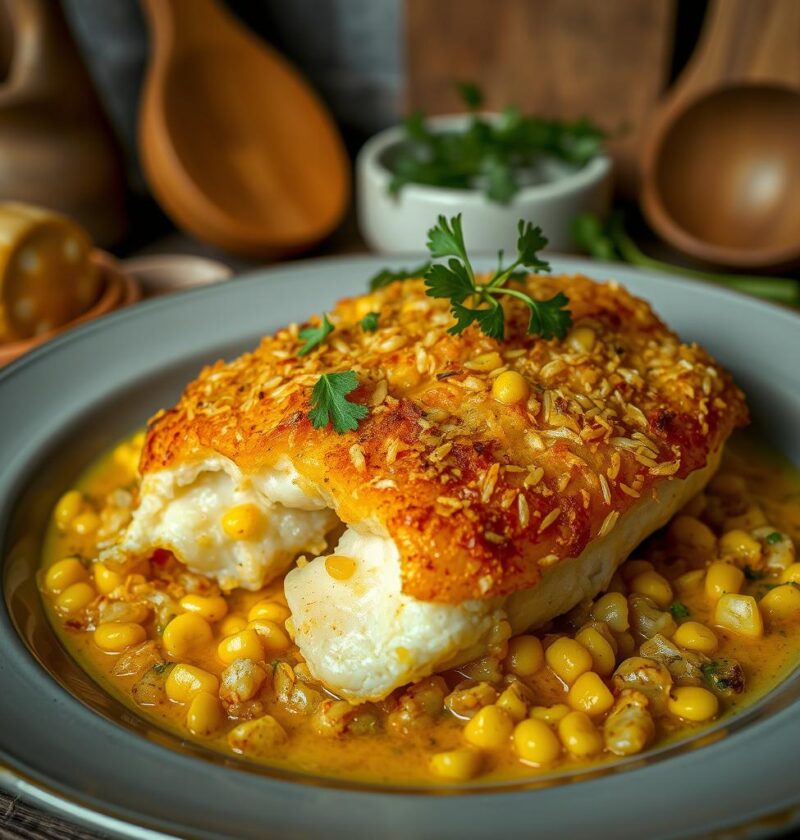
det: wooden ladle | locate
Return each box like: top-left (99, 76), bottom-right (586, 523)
top-left (138, 0), bottom-right (350, 257)
top-left (641, 0), bottom-right (800, 270)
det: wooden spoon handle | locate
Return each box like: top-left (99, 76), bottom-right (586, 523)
top-left (677, 0), bottom-right (800, 95)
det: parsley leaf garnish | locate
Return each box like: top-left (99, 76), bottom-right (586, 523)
top-left (308, 371), bottom-right (368, 434)
top-left (389, 83), bottom-right (605, 204)
top-left (669, 602), bottom-right (690, 620)
top-left (766, 531), bottom-right (782, 545)
top-left (360, 312), bottom-right (380, 332)
top-left (297, 314), bottom-right (333, 356)
top-left (423, 214), bottom-right (571, 342)
top-left (368, 263), bottom-right (432, 292)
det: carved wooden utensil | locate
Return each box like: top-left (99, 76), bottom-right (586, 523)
top-left (640, 0), bottom-right (800, 270)
top-left (138, 0), bottom-right (350, 257)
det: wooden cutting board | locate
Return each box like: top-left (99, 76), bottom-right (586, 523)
top-left (405, 0), bottom-right (677, 197)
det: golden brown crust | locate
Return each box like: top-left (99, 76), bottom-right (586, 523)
top-left (141, 274), bottom-right (748, 603)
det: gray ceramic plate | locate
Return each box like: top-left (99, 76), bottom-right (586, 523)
top-left (1, 255), bottom-right (799, 840)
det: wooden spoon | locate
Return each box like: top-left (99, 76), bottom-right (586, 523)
top-left (138, 0), bottom-right (350, 257)
top-left (640, 0), bottom-right (800, 270)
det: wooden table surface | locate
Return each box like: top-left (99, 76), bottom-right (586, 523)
top-left (2, 214), bottom-right (797, 839)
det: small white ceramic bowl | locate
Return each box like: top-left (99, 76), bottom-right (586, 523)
top-left (357, 114), bottom-right (612, 254)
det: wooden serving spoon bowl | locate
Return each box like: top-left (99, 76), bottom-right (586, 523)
top-left (641, 0), bottom-right (800, 270)
top-left (138, 0), bottom-right (350, 257)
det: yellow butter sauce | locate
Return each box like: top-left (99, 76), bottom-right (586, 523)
top-left (40, 430), bottom-right (800, 784)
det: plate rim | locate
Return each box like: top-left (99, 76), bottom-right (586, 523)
top-left (1, 253), bottom-right (799, 840)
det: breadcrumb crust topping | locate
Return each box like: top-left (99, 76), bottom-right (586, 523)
top-left (141, 274), bottom-right (747, 603)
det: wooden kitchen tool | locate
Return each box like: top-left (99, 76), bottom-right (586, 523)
top-left (138, 0), bottom-right (350, 257)
top-left (0, 202), bottom-right (100, 342)
top-left (405, 0), bottom-right (677, 198)
top-left (641, 0), bottom-right (800, 270)
top-left (0, 0), bottom-right (128, 247)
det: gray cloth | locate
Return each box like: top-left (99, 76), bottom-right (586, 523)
top-left (62, 0), bottom-right (402, 193)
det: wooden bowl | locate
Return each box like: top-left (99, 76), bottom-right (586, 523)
top-left (0, 250), bottom-right (140, 367)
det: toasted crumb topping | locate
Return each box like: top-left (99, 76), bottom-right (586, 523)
top-left (141, 273), bottom-right (748, 603)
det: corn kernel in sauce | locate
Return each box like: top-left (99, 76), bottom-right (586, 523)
top-left (40, 431), bottom-right (800, 784)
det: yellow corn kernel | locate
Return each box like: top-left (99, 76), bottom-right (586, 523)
top-left (54, 490), bottom-right (84, 531)
top-left (187, 692), bottom-right (224, 737)
top-left (180, 594), bottom-right (228, 623)
top-left (575, 627), bottom-right (617, 677)
top-left (285, 619), bottom-right (298, 644)
top-left (217, 629), bottom-right (264, 664)
top-left (71, 510), bottom-right (100, 536)
top-left (724, 505), bottom-right (767, 532)
top-left (464, 351), bottom-right (503, 372)
top-left (620, 560), bottom-right (654, 582)
top-left (113, 441), bottom-right (140, 475)
top-left (324, 554), bottom-right (357, 581)
top-left (566, 325), bottom-right (596, 354)
top-left (545, 637), bottom-right (593, 686)
top-left (719, 529), bottom-right (762, 565)
top-left (630, 570), bottom-right (674, 609)
top-left (94, 622), bottom-right (146, 652)
top-left (220, 504), bottom-right (263, 540)
top-left (667, 686), bottom-right (719, 722)
top-left (55, 581), bottom-right (96, 614)
top-left (513, 718), bottom-right (562, 766)
top-left (93, 562), bottom-right (123, 595)
top-left (491, 371), bottom-right (530, 405)
top-left (247, 600), bottom-right (291, 624)
top-left (557, 711), bottom-right (603, 758)
top-left (228, 715), bottom-right (288, 756)
top-left (705, 562), bottom-right (744, 601)
top-left (506, 635), bottom-right (544, 677)
top-left (614, 631), bottom-right (636, 659)
top-left (591, 592), bottom-right (629, 633)
top-left (429, 748), bottom-right (482, 781)
top-left (674, 569), bottom-right (705, 597)
top-left (162, 613), bottom-right (213, 658)
top-left (219, 615), bottom-right (248, 637)
top-left (496, 685), bottom-right (528, 722)
top-left (529, 704), bottom-right (570, 724)
top-left (247, 619), bottom-right (291, 652)
top-left (44, 557), bottom-right (87, 594)
top-left (781, 564), bottom-right (800, 585)
top-left (673, 621), bottom-right (718, 654)
top-left (165, 664), bottom-right (219, 703)
top-left (669, 515), bottom-right (717, 554)
top-left (713, 593), bottom-right (764, 639)
top-left (708, 473), bottom-right (747, 498)
top-left (567, 671), bottom-right (615, 717)
top-left (463, 705), bottom-right (514, 749)
top-left (759, 584), bottom-right (800, 624)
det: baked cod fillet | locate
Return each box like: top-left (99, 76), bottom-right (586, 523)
top-left (118, 273), bottom-right (747, 701)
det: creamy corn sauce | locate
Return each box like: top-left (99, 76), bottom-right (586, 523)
top-left (40, 431), bottom-right (800, 785)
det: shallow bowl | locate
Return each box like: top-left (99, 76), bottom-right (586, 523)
top-left (356, 115), bottom-right (612, 254)
top-left (0, 255), bottom-right (799, 839)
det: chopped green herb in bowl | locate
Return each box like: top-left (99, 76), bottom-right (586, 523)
top-left (356, 83), bottom-right (612, 254)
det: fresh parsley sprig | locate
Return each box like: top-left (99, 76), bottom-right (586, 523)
top-left (369, 263), bottom-right (432, 292)
top-left (423, 214), bottom-right (571, 341)
top-left (298, 314), bottom-right (333, 356)
top-left (389, 82), bottom-right (605, 204)
top-left (308, 371), bottom-right (368, 434)
top-left (360, 311), bottom-right (380, 332)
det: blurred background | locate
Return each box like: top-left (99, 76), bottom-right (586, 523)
top-left (0, 0), bottom-right (797, 367)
